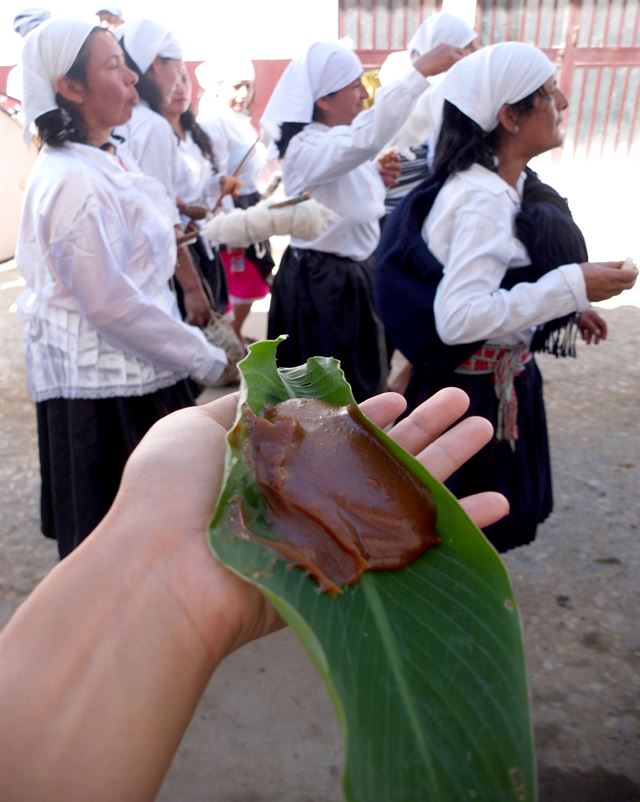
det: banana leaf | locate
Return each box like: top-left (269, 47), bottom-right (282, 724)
top-left (208, 338), bottom-right (535, 802)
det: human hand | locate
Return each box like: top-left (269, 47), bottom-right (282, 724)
top-left (578, 309), bottom-right (608, 344)
top-left (182, 283), bottom-right (212, 327)
top-left (580, 260), bottom-right (638, 302)
top-left (377, 150), bottom-right (402, 188)
top-left (115, 387), bottom-right (507, 661)
top-left (220, 175), bottom-right (244, 199)
top-left (413, 43), bottom-right (465, 78)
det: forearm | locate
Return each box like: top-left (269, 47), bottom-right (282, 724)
top-left (0, 509), bottom-right (233, 802)
top-left (175, 242), bottom-right (205, 292)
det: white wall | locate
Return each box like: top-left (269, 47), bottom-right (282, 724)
top-left (2, 0), bottom-right (340, 65)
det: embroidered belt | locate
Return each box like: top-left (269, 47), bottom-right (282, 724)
top-left (456, 344), bottom-right (532, 446)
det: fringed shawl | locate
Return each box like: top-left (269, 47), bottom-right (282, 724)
top-left (374, 167), bottom-right (586, 375)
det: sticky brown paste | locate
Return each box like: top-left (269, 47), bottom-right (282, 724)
top-left (240, 398), bottom-right (440, 595)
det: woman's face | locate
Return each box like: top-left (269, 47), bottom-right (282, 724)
top-left (516, 76), bottom-right (569, 156)
top-left (316, 76), bottom-right (368, 127)
top-left (165, 66), bottom-right (192, 117)
top-left (222, 79), bottom-right (255, 113)
top-left (462, 36), bottom-right (480, 56)
top-left (74, 30), bottom-right (138, 134)
top-left (147, 56), bottom-right (182, 105)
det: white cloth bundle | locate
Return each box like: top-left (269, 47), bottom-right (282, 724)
top-left (116, 19), bottom-right (182, 74)
top-left (204, 198), bottom-right (338, 247)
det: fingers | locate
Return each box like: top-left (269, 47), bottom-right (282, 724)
top-left (359, 392), bottom-right (407, 428)
top-left (387, 387), bottom-right (470, 455)
top-left (459, 492), bottom-right (510, 530)
top-left (416, 415), bottom-right (494, 482)
top-left (200, 392), bottom-right (241, 430)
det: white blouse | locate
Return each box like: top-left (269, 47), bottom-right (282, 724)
top-left (423, 164), bottom-right (590, 347)
top-left (114, 103), bottom-right (181, 224)
top-left (16, 143), bottom-right (227, 401)
top-left (283, 68), bottom-right (429, 262)
top-left (175, 131), bottom-right (221, 208)
top-left (198, 102), bottom-right (265, 197)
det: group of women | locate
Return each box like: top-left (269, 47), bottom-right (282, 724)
top-left (261, 14), bottom-right (636, 553)
top-left (14, 13), bottom-right (637, 564)
top-left (15, 17), bottom-right (268, 557)
top-left (2, 12), bottom-right (637, 798)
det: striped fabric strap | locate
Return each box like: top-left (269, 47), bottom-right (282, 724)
top-left (456, 344), bottom-right (532, 446)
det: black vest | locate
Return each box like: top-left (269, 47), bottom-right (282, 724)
top-left (374, 168), bottom-right (587, 375)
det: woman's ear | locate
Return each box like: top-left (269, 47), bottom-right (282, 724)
top-left (497, 104), bottom-right (520, 134)
top-left (313, 96), bottom-right (330, 123)
top-left (55, 75), bottom-right (85, 105)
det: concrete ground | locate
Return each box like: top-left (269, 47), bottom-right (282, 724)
top-left (1, 155), bottom-right (639, 801)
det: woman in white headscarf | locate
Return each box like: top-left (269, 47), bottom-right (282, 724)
top-left (114, 18), bottom-right (213, 328)
top-left (197, 56), bottom-right (274, 340)
top-left (375, 42), bottom-right (637, 552)
top-left (379, 11), bottom-right (479, 216)
top-left (260, 40), bottom-right (463, 401)
top-left (16, 19), bottom-right (228, 558)
top-left (162, 64), bottom-right (232, 319)
top-left (6, 7), bottom-right (52, 104)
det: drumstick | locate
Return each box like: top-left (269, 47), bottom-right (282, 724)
top-left (268, 193), bottom-right (311, 209)
top-left (211, 135), bottom-right (261, 213)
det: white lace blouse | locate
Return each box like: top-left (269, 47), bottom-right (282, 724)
top-left (16, 142), bottom-right (227, 401)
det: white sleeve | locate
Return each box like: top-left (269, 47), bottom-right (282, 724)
top-left (432, 206), bottom-right (589, 345)
top-left (286, 68), bottom-right (429, 190)
top-left (52, 205), bottom-right (227, 384)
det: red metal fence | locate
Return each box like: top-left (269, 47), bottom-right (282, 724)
top-left (340, 0), bottom-right (640, 158)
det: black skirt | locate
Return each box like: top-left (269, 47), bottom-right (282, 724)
top-left (36, 380), bottom-right (195, 559)
top-left (405, 358), bottom-right (553, 552)
top-left (267, 246), bottom-right (388, 402)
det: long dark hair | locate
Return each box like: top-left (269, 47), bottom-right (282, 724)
top-left (432, 87), bottom-right (549, 181)
top-left (179, 108), bottom-right (218, 170)
top-left (35, 27), bottom-right (103, 148)
top-left (120, 44), bottom-right (165, 114)
top-left (275, 96), bottom-right (331, 158)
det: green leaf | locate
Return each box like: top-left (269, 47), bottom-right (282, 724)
top-left (209, 338), bottom-right (535, 802)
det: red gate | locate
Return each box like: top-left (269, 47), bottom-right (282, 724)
top-left (340, 0), bottom-right (639, 158)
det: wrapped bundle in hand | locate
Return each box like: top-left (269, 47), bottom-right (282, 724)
top-left (204, 196), bottom-right (338, 247)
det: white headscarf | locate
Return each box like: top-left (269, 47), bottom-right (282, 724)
top-left (408, 11), bottom-right (477, 55)
top-left (116, 19), bottom-right (182, 75)
top-left (13, 7), bottom-right (51, 37)
top-left (195, 56), bottom-right (255, 92)
top-left (260, 42), bottom-right (362, 138)
top-left (20, 17), bottom-right (95, 141)
top-left (439, 42), bottom-right (556, 132)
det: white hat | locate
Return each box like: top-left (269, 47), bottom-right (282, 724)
top-left (195, 56), bottom-right (255, 90)
top-left (20, 17), bottom-right (95, 140)
top-left (13, 7), bottom-right (51, 38)
top-left (438, 42), bottom-right (556, 132)
top-left (408, 11), bottom-right (477, 55)
top-left (260, 42), bottom-right (362, 139)
top-left (116, 18), bottom-right (182, 75)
